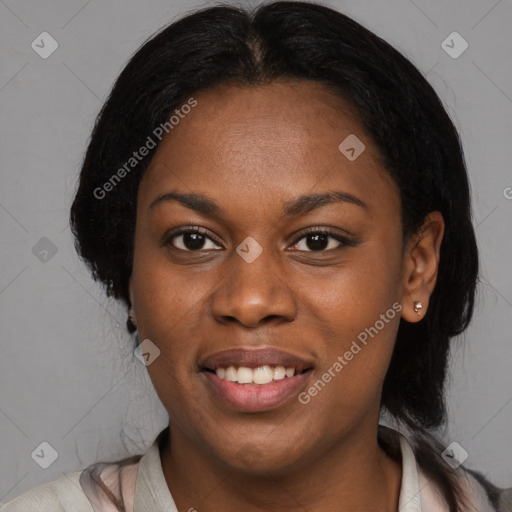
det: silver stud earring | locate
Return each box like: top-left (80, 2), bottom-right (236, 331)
top-left (413, 301), bottom-right (423, 314)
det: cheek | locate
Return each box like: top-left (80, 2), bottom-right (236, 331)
top-left (299, 300), bottom-right (399, 423)
top-left (130, 247), bottom-right (212, 400)
top-left (131, 241), bottom-right (214, 335)
top-left (131, 261), bottom-right (208, 424)
top-left (295, 244), bottom-right (402, 409)
top-left (301, 239), bottom-right (402, 340)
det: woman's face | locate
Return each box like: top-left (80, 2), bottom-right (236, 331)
top-left (129, 81), bottom-right (430, 472)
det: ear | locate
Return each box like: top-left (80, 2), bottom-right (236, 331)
top-left (400, 211), bottom-right (445, 323)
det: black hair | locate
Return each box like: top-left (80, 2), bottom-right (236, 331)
top-left (70, 2), bottom-right (480, 510)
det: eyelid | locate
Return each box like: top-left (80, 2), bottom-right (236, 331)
top-left (288, 227), bottom-right (358, 250)
top-left (163, 226), bottom-right (224, 249)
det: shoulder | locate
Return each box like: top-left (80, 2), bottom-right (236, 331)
top-left (386, 427), bottom-right (502, 512)
top-left (463, 468), bottom-right (512, 512)
top-left (1, 435), bottom-right (159, 512)
top-left (418, 465), bottom-right (500, 512)
top-left (0, 471), bottom-right (94, 512)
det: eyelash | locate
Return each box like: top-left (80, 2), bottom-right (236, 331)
top-left (290, 228), bottom-right (357, 251)
top-left (163, 226), bottom-right (357, 252)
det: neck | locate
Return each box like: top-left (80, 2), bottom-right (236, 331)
top-left (160, 422), bottom-right (402, 511)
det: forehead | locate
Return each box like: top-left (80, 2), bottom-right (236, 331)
top-left (138, 81), bottom-right (396, 215)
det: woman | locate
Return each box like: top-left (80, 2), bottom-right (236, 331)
top-left (1, 1), bottom-right (508, 511)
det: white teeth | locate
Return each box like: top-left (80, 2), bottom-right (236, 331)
top-left (273, 366), bottom-right (286, 380)
top-left (225, 366), bottom-right (238, 382)
top-left (237, 367), bottom-right (253, 384)
top-left (253, 365), bottom-right (274, 384)
top-left (214, 365), bottom-right (300, 384)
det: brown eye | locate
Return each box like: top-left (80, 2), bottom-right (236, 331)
top-left (164, 227), bottom-right (223, 251)
top-left (289, 229), bottom-right (357, 252)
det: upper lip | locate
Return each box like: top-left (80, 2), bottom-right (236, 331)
top-left (199, 347), bottom-right (314, 373)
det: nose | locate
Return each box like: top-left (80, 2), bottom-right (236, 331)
top-left (210, 245), bottom-right (297, 329)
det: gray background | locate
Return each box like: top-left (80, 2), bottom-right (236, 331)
top-left (1, 0), bottom-right (511, 503)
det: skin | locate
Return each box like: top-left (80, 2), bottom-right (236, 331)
top-left (128, 80), bottom-right (444, 511)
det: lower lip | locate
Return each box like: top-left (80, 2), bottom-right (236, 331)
top-left (202, 370), bottom-right (313, 412)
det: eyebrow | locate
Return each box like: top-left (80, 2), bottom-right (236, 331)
top-left (149, 190), bottom-right (368, 218)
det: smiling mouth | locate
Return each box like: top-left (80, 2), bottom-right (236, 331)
top-left (202, 365), bottom-right (313, 385)
top-left (198, 347), bottom-right (315, 411)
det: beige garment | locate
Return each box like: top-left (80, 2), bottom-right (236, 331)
top-left (0, 427), bottom-right (498, 512)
